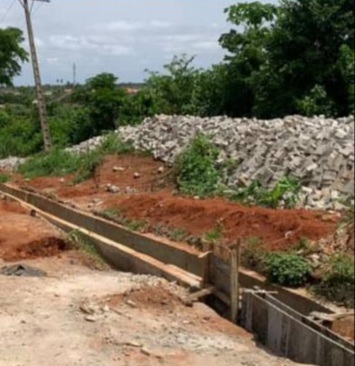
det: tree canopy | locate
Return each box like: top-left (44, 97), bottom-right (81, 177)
top-left (0, 27), bottom-right (28, 87)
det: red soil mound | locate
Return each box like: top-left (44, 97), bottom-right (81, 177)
top-left (1, 237), bottom-right (68, 262)
top-left (107, 193), bottom-right (338, 251)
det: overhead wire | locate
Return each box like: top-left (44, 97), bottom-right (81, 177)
top-left (0, 0), bottom-right (17, 24)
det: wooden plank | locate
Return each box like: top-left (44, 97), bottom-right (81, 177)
top-left (199, 251), bottom-right (212, 286)
top-left (183, 286), bottom-right (215, 306)
top-left (230, 241), bottom-right (241, 323)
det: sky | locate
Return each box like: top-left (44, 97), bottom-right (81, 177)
top-left (0, 0), bottom-right (274, 85)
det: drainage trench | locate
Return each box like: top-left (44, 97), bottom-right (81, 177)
top-left (0, 182), bottom-right (354, 366)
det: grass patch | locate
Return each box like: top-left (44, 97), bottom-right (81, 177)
top-left (18, 133), bottom-right (134, 182)
top-left (204, 225), bottom-right (223, 245)
top-left (175, 135), bottom-right (222, 198)
top-left (313, 254), bottom-right (354, 308)
top-left (241, 237), bottom-right (266, 273)
top-left (126, 219), bottom-right (148, 232)
top-left (229, 177), bottom-right (301, 209)
top-left (67, 230), bottom-right (109, 270)
top-left (18, 149), bottom-right (81, 179)
top-left (0, 173), bottom-right (9, 183)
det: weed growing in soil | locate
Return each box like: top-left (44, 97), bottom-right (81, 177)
top-left (230, 177), bottom-right (301, 209)
top-left (175, 135), bottom-right (222, 197)
top-left (67, 230), bottom-right (109, 270)
top-left (204, 225), bottom-right (223, 245)
top-left (18, 149), bottom-right (81, 178)
top-left (18, 133), bottom-right (133, 182)
top-left (313, 254), bottom-right (355, 308)
top-left (126, 219), bottom-right (148, 232)
top-left (264, 252), bottom-right (312, 288)
top-left (168, 228), bottom-right (189, 242)
top-left (99, 132), bottom-right (135, 155)
top-left (241, 237), bottom-right (266, 273)
top-left (0, 173), bottom-right (9, 183)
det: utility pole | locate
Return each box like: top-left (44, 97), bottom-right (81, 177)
top-left (20, 0), bottom-right (52, 151)
top-left (73, 63), bottom-right (76, 86)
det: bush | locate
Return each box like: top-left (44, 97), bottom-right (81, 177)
top-left (0, 173), bottom-right (9, 183)
top-left (18, 149), bottom-right (81, 178)
top-left (265, 252), bottom-right (311, 288)
top-left (230, 177), bottom-right (301, 209)
top-left (176, 135), bottom-right (221, 197)
top-left (313, 254), bottom-right (354, 308)
top-left (18, 133), bottom-right (134, 183)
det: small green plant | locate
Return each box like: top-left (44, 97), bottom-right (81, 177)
top-left (0, 173), bottom-right (9, 183)
top-left (99, 208), bottom-right (121, 219)
top-left (242, 237), bottom-right (266, 272)
top-left (73, 149), bottom-right (103, 184)
top-left (230, 177), bottom-right (301, 209)
top-left (99, 132), bottom-right (134, 155)
top-left (18, 149), bottom-right (81, 178)
top-left (67, 230), bottom-right (109, 270)
top-left (265, 252), bottom-right (311, 288)
top-left (313, 254), bottom-right (354, 308)
top-left (175, 135), bottom-right (222, 197)
top-left (295, 238), bottom-right (318, 255)
top-left (168, 227), bottom-right (189, 242)
top-left (204, 225), bottom-right (223, 245)
top-left (126, 219), bottom-right (148, 232)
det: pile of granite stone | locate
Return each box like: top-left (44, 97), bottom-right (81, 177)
top-left (119, 114), bottom-right (354, 210)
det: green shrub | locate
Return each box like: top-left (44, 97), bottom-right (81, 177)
top-left (230, 177), bottom-right (300, 209)
top-left (242, 237), bottom-right (266, 273)
top-left (0, 173), bottom-right (9, 183)
top-left (99, 132), bottom-right (134, 155)
top-left (204, 225), bottom-right (223, 245)
top-left (17, 133), bottom-right (134, 183)
top-left (176, 135), bottom-right (221, 197)
top-left (18, 149), bottom-right (81, 178)
top-left (265, 252), bottom-right (311, 288)
top-left (313, 254), bottom-right (354, 308)
top-left (73, 149), bottom-right (102, 184)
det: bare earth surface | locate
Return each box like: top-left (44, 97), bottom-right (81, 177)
top-left (13, 154), bottom-right (342, 252)
top-left (0, 257), bottom-right (308, 366)
top-left (0, 197), bottom-right (308, 366)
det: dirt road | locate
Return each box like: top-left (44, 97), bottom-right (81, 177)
top-left (0, 256), bottom-right (308, 366)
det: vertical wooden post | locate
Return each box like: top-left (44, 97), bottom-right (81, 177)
top-left (199, 251), bottom-right (212, 287)
top-left (230, 240), bottom-right (241, 323)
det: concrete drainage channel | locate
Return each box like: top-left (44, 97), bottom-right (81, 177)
top-left (0, 182), bottom-right (353, 366)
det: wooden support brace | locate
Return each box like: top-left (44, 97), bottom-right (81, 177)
top-left (230, 240), bottom-right (241, 323)
top-left (183, 286), bottom-right (215, 306)
top-left (199, 251), bottom-right (212, 286)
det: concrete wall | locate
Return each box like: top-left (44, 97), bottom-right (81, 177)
top-left (0, 184), bottom-right (204, 277)
top-left (241, 292), bottom-right (355, 366)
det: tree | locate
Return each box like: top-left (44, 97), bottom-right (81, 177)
top-left (72, 73), bottom-right (126, 134)
top-left (220, 0), bottom-right (354, 118)
top-left (264, 0), bottom-right (355, 117)
top-left (144, 54), bottom-right (200, 115)
top-left (218, 2), bottom-right (279, 117)
top-left (0, 27), bottom-right (28, 86)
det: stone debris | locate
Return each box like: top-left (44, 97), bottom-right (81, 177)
top-left (0, 156), bottom-right (26, 170)
top-left (119, 115), bottom-right (354, 210)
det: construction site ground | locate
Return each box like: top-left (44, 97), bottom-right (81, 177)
top-left (0, 198), bottom-right (308, 366)
top-left (9, 154), bottom-right (348, 253)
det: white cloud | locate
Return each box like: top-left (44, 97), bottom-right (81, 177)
top-left (104, 20), bottom-right (144, 32)
top-left (48, 34), bottom-right (133, 55)
top-left (193, 41), bottom-right (220, 51)
top-left (149, 20), bottom-right (174, 28)
top-left (46, 57), bottom-right (59, 65)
